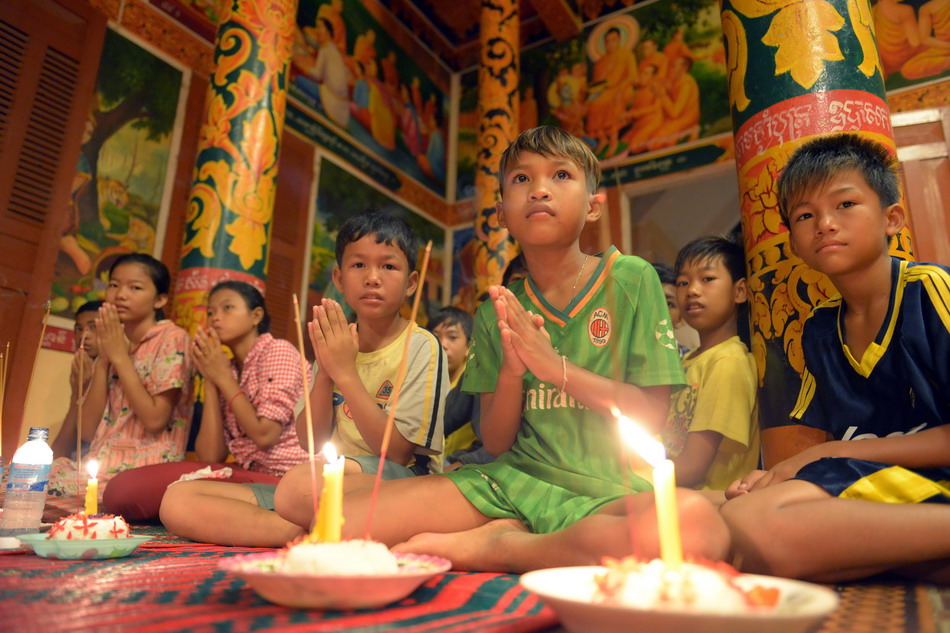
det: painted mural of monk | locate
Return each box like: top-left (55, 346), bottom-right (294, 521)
top-left (638, 38), bottom-right (669, 81)
top-left (663, 27), bottom-right (697, 68)
top-left (621, 63), bottom-right (664, 155)
top-left (901, 0), bottom-right (950, 79)
top-left (872, 0), bottom-right (921, 77)
top-left (649, 56), bottom-right (700, 151)
top-left (586, 27), bottom-right (638, 158)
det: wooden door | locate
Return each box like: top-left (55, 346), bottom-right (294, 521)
top-left (0, 0), bottom-right (105, 458)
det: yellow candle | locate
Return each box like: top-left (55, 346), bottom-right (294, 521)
top-left (617, 416), bottom-right (683, 568)
top-left (314, 443), bottom-right (344, 542)
top-left (652, 459), bottom-right (683, 568)
top-left (84, 459), bottom-right (99, 516)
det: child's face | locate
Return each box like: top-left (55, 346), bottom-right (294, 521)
top-left (498, 151), bottom-right (603, 250)
top-left (333, 235), bottom-right (417, 322)
top-left (432, 321), bottom-right (469, 375)
top-left (105, 263), bottom-right (166, 324)
top-left (661, 283), bottom-right (682, 327)
top-left (74, 311), bottom-right (98, 358)
top-left (786, 169), bottom-right (905, 278)
top-left (207, 289), bottom-right (261, 345)
top-left (675, 257), bottom-right (746, 334)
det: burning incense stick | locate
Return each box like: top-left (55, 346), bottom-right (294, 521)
top-left (364, 241), bottom-right (433, 539)
top-left (292, 294), bottom-right (321, 528)
top-left (0, 342), bottom-right (7, 462)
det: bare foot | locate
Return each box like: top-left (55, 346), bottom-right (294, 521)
top-left (393, 518), bottom-right (529, 572)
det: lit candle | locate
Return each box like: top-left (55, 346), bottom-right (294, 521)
top-left (314, 443), bottom-right (344, 542)
top-left (84, 459), bottom-right (99, 516)
top-left (618, 416), bottom-right (683, 568)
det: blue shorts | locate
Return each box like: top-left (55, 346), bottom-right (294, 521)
top-left (794, 457), bottom-right (950, 504)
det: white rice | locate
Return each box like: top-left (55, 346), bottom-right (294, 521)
top-left (280, 539), bottom-right (400, 576)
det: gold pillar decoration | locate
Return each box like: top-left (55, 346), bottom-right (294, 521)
top-left (173, 0), bottom-right (297, 335)
top-left (472, 0), bottom-right (520, 305)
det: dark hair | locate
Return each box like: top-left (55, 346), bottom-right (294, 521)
top-left (501, 253), bottom-right (529, 287)
top-left (335, 209), bottom-right (419, 271)
top-left (651, 262), bottom-right (676, 286)
top-left (75, 300), bottom-right (103, 318)
top-left (109, 253), bottom-right (171, 320)
top-left (208, 280), bottom-right (270, 334)
top-left (318, 16), bottom-right (334, 38)
top-left (499, 126), bottom-right (601, 193)
top-left (777, 133), bottom-right (901, 225)
top-left (606, 27), bottom-right (621, 38)
top-left (428, 306), bottom-right (474, 342)
top-left (675, 236), bottom-right (746, 284)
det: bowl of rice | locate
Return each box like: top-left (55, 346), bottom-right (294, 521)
top-left (220, 539), bottom-right (452, 609)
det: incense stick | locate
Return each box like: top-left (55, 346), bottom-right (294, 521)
top-left (364, 241), bottom-right (433, 539)
top-left (0, 342), bottom-right (7, 462)
top-left (292, 294), bottom-right (321, 530)
top-left (76, 331), bottom-right (89, 480)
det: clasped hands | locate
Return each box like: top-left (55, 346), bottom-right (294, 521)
top-left (308, 298), bottom-right (358, 384)
top-left (490, 285), bottom-right (559, 383)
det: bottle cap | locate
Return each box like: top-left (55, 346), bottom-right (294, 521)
top-left (27, 427), bottom-right (50, 441)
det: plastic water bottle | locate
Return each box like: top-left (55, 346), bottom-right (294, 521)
top-left (0, 427), bottom-right (53, 535)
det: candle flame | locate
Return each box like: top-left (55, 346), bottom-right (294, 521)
top-left (617, 416), bottom-right (666, 467)
top-left (322, 442), bottom-right (339, 464)
top-left (86, 459), bottom-right (99, 479)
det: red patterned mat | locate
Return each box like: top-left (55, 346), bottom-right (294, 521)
top-left (0, 537), bottom-right (556, 633)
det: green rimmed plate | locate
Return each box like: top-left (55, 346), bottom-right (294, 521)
top-left (18, 533), bottom-right (153, 560)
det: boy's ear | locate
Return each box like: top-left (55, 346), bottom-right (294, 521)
top-left (154, 293), bottom-right (169, 312)
top-left (587, 191), bottom-right (606, 222)
top-left (733, 277), bottom-right (748, 304)
top-left (331, 267), bottom-right (343, 293)
top-left (884, 203), bottom-right (906, 237)
top-left (405, 269), bottom-right (419, 297)
top-left (251, 306), bottom-right (264, 327)
top-left (496, 201), bottom-right (507, 229)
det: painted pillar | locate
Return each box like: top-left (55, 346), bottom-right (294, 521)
top-left (472, 0), bottom-right (520, 305)
top-left (721, 0), bottom-right (914, 467)
top-left (172, 0), bottom-right (297, 334)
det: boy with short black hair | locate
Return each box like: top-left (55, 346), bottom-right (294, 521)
top-left (652, 261), bottom-right (696, 357)
top-left (428, 306), bottom-right (490, 468)
top-left (722, 133), bottom-right (950, 582)
top-left (274, 126), bottom-right (729, 570)
top-left (51, 300), bottom-right (103, 459)
top-left (662, 237), bottom-right (759, 490)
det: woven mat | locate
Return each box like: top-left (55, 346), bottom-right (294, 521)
top-left (0, 533), bottom-right (556, 633)
top-left (0, 526), bottom-right (943, 633)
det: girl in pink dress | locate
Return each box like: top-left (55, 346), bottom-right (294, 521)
top-left (44, 253), bottom-right (192, 518)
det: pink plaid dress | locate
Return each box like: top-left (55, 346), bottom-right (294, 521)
top-left (218, 333), bottom-right (309, 475)
top-left (44, 320), bottom-right (193, 517)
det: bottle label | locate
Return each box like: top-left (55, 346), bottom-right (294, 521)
top-left (5, 463), bottom-right (51, 493)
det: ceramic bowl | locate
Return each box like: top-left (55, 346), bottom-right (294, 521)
top-left (18, 533), bottom-right (154, 560)
top-left (220, 550), bottom-right (452, 609)
top-left (520, 565), bottom-right (839, 633)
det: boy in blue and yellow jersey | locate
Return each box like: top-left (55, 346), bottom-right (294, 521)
top-left (722, 134), bottom-right (950, 582)
top-left (273, 126), bottom-right (730, 570)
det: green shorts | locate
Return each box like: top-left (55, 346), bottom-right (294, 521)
top-left (347, 456), bottom-right (421, 479)
top-left (441, 462), bottom-right (630, 534)
top-left (246, 483), bottom-right (277, 511)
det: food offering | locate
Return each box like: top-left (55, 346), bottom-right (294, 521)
top-left (18, 513), bottom-right (153, 560)
top-left (220, 538), bottom-right (451, 610)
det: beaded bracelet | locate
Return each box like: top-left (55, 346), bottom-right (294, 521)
top-left (560, 355), bottom-right (568, 393)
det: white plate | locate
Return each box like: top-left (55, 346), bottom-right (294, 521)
top-left (520, 565), bottom-right (839, 633)
top-left (220, 551), bottom-right (452, 609)
top-left (18, 533), bottom-right (154, 560)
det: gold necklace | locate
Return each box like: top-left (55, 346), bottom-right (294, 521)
top-left (569, 255), bottom-right (590, 303)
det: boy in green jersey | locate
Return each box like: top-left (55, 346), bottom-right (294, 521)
top-left (275, 126), bottom-right (730, 571)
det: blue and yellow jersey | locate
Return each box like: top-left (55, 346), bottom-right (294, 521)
top-left (791, 257), bottom-right (950, 442)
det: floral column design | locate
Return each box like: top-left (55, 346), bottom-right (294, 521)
top-left (173, 0), bottom-right (296, 334)
top-left (721, 0), bottom-right (913, 466)
top-left (472, 0), bottom-right (520, 305)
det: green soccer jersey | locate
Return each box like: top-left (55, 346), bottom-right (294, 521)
top-left (450, 248), bottom-right (686, 531)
